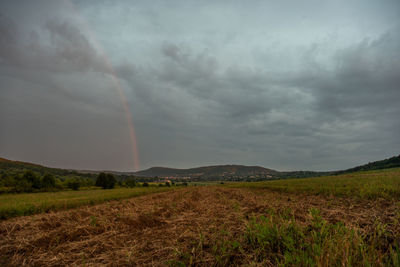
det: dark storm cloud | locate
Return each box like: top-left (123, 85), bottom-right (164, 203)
top-left (0, 16), bottom-right (107, 74)
top-left (114, 26), bottom-right (400, 170)
top-left (1, 0), bottom-right (399, 171)
top-left (309, 33), bottom-right (400, 114)
top-left (0, 11), bottom-right (131, 170)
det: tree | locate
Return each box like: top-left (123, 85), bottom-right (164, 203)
top-left (125, 177), bottom-right (136, 188)
top-left (0, 174), bottom-right (14, 188)
top-left (13, 174), bottom-right (32, 193)
top-left (42, 173), bottom-right (56, 188)
top-left (96, 172), bottom-right (107, 188)
top-left (23, 170), bottom-right (41, 190)
top-left (67, 179), bottom-right (80, 190)
top-left (105, 174), bottom-right (116, 189)
top-left (96, 172), bottom-right (116, 189)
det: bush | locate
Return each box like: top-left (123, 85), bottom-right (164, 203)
top-left (14, 175), bottom-right (33, 193)
top-left (96, 173), bottom-right (116, 189)
top-left (23, 171), bottom-right (41, 190)
top-left (67, 180), bottom-right (80, 190)
top-left (125, 178), bottom-right (136, 188)
top-left (105, 174), bottom-right (116, 189)
top-left (95, 173), bottom-right (106, 187)
top-left (142, 182), bottom-right (149, 187)
top-left (42, 173), bottom-right (56, 189)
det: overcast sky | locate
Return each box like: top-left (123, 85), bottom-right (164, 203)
top-left (1, 0), bottom-right (399, 171)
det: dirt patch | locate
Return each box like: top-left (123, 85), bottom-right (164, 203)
top-left (0, 187), bottom-right (398, 266)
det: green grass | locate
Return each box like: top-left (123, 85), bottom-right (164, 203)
top-left (177, 207), bottom-right (400, 266)
top-left (243, 209), bottom-right (399, 266)
top-left (227, 168), bottom-right (400, 200)
top-left (2, 168), bottom-right (399, 220)
top-left (0, 187), bottom-right (175, 219)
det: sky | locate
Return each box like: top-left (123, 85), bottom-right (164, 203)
top-left (0, 0), bottom-right (399, 172)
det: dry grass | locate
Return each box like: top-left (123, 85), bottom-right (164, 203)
top-left (1, 187), bottom-right (399, 266)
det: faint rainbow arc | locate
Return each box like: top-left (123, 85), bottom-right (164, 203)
top-left (65, 0), bottom-right (140, 171)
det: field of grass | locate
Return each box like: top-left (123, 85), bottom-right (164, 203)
top-left (0, 186), bottom-right (175, 219)
top-left (1, 186), bottom-right (399, 266)
top-left (228, 168), bottom-right (400, 200)
top-left (1, 168), bottom-right (400, 265)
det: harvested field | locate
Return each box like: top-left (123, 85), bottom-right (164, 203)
top-left (1, 187), bottom-right (399, 266)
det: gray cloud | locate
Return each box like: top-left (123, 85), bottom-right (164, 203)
top-left (0, 14), bottom-right (107, 74)
top-left (1, 0), bottom-right (399, 171)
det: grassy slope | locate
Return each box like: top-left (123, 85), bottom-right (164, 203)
top-left (337, 154), bottom-right (400, 174)
top-left (0, 187), bottom-right (175, 219)
top-left (228, 168), bottom-right (400, 200)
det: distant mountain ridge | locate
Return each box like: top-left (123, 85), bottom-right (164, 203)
top-left (128, 154), bottom-right (400, 179)
top-left (1, 154), bottom-right (399, 181)
top-left (134, 165), bottom-right (278, 178)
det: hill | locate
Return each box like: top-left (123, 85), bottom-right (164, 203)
top-left (335, 154), bottom-right (400, 174)
top-left (133, 155), bottom-right (400, 180)
top-left (0, 157), bottom-right (96, 180)
top-left (134, 165), bottom-right (279, 180)
top-left (1, 154), bottom-right (399, 181)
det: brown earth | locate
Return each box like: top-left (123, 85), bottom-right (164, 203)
top-left (1, 187), bottom-right (399, 266)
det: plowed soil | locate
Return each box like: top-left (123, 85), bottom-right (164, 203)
top-left (1, 187), bottom-right (399, 266)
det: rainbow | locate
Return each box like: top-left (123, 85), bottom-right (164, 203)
top-left (65, 0), bottom-right (140, 171)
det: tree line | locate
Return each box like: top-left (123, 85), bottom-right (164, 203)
top-left (0, 170), bottom-right (94, 193)
top-left (0, 170), bottom-right (188, 194)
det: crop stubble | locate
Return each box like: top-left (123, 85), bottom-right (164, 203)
top-left (1, 187), bottom-right (399, 266)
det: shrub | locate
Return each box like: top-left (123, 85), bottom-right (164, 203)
top-left (125, 178), bottom-right (136, 188)
top-left (96, 173), bottom-right (116, 189)
top-left (95, 172), bottom-right (107, 187)
top-left (42, 173), bottom-right (56, 189)
top-left (142, 182), bottom-right (149, 187)
top-left (23, 171), bottom-right (41, 190)
top-left (67, 180), bottom-right (80, 190)
top-left (105, 174), bottom-right (116, 189)
top-left (13, 175), bottom-right (33, 193)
